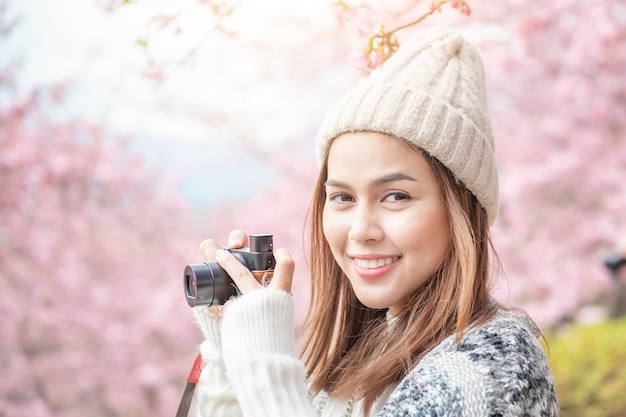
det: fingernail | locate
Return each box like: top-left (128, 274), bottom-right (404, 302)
top-left (229, 237), bottom-right (242, 247)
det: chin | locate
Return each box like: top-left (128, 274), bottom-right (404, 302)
top-left (355, 295), bottom-right (393, 311)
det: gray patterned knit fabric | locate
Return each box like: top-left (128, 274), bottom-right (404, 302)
top-left (376, 310), bottom-right (559, 416)
top-left (311, 310), bottom-right (558, 416)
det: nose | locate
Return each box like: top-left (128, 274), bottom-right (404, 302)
top-left (348, 203), bottom-right (384, 243)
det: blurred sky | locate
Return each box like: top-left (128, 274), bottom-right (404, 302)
top-left (5, 0), bottom-right (203, 139)
top-left (4, 0), bottom-right (349, 206)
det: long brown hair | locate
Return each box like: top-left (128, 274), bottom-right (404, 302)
top-left (301, 142), bottom-right (500, 415)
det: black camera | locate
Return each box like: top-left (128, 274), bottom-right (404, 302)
top-left (183, 233), bottom-right (275, 307)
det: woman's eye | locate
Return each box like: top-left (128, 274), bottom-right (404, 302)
top-left (383, 192), bottom-right (410, 202)
top-left (328, 192), bottom-right (354, 203)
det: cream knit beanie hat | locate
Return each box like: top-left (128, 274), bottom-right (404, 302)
top-left (315, 26), bottom-right (499, 225)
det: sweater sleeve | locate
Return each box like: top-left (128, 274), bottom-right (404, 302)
top-left (193, 307), bottom-right (243, 417)
top-left (220, 289), bottom-right (316, 417)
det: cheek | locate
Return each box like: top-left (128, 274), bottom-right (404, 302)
top-left (322, 208), bottom-right (345, 252)
top-left (401, 206), bottom-right (450, 261)
top-left (425, 211), bottom-right (451, 262)
top-left (321, 207), bottom-right (335, 243)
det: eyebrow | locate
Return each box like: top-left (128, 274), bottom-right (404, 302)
top-left (324, 173), bottom-right (418, 188)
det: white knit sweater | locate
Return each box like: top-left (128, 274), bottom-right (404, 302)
top-left (193, 289), bottom-right (558, 417)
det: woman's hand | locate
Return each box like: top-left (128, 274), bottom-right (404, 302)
top-left (199, 230), bottom-right (295, 314)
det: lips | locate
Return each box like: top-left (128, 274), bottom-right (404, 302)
top-left (353, 257), bottom-right (399, 269)
top-left (350, 256), bottom-right (399, 279)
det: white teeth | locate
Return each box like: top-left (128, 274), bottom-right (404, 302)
top-left (354, 257), bottom-right (397, 269)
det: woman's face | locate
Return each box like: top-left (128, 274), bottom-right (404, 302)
top-left (322, 132), bottom-right (450, 315)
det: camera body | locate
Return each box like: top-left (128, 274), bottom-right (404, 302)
top-left (184, 234), bottom-right (275, 307)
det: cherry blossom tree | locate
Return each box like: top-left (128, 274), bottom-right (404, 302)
top-left (224, 0), bottom-right (626, 327)
top-left (319, 0), bottom-right (626, 327)
top-left (0, 8), bottom-right (207, 416)
top-left (471, 0), bottom-right (626, 326)
top-left (4, 0), bottom-right (625, 414)
top-left (159, 0), bottom-right (626, 327)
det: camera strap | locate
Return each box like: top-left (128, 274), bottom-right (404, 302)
top-left (175, 353), bottom-right (203, 417)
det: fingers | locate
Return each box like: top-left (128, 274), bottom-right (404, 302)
top-left (200, 239), bottom-right (222, 262)
top-left (228, 229), bottom-right (248, 249)
top-left (269, 248), bottom-right (295, 293)
top-left (198, 231), bottom-right (247, 315)
top-left (214, 246), bottom-right (295, 296)
top-left (200, 230), bottom-right (248, 261)
top-left (215, 249), bottom-right (260, 294)
top-left (199, 232), bottom-right (294, 304)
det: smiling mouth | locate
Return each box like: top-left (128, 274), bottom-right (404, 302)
top-left (353, 257), bottom-right (400, 269)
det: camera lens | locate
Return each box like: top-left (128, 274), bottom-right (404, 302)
top-left (184, 261), bottom-right (239, 307)
top-left (184, 272), bottom-right (196, 300)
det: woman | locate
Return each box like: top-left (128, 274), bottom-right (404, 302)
top-left (192, 26), bottom-right (559, 416)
